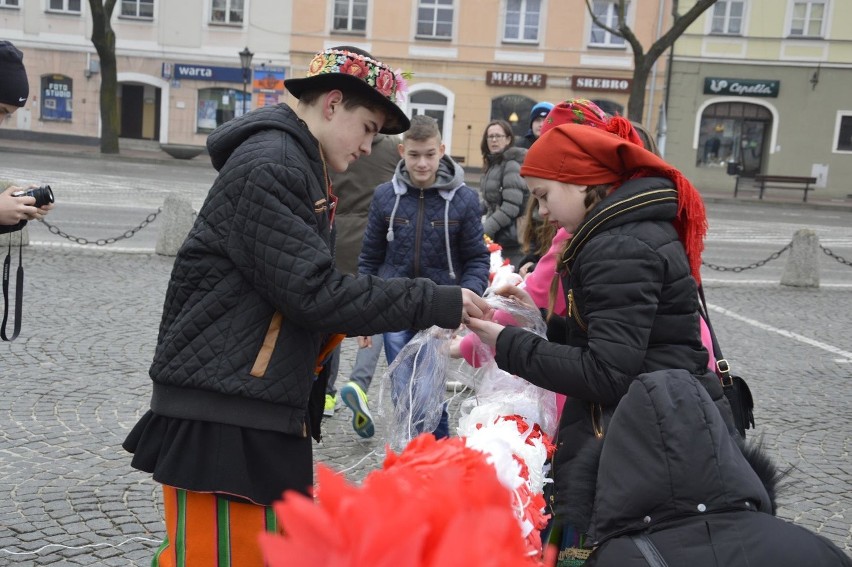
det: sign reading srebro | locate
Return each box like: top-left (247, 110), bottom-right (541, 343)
top-left (704, 77), bottom-right (780, 98)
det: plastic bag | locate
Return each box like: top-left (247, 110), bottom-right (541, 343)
top-left (378, 327), bottom-right (454, 452)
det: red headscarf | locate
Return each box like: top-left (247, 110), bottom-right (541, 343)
top-left (540, 98), bottom-right (644, 148)
top-left (520, 123), bottom-right (707, 282)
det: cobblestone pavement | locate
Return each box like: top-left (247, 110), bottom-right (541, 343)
top-left (0, 247), bottom-right (849, 565)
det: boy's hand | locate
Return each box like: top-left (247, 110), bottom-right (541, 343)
top-left (460, 288), bottom-right (490, 324)
top-left (357, 335), bottom-right (372, 348)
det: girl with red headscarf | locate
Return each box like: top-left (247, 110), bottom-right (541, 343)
top-left (466, 123), bottom-right (736, 564)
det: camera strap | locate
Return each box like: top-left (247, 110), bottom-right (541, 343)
top-left (1, 233), bottom-right (24, 342)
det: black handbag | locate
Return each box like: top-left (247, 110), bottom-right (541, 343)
top-left (698, 286), bottom-right (755, 438)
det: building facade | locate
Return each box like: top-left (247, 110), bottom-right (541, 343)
top-left (665, 0), bottom-right (852, 199)
top-left (1, 0), bottom-right (669, 168)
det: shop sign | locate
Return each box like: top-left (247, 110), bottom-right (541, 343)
top-left (173, 63), bottom-right (245, 83)
top-left (41, 74), bottom-right (73, 122)
top-left (253, 66), bottom-right (286, 108)
top-left (703, 77), bottom-right (779, 97)
top-left (486, 71), bottom-right (547, 88)
top-left (572, 75), bottom-right (632, 93)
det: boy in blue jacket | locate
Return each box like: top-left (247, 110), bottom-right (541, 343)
top-left (358, 114), bottom-right (489, 438)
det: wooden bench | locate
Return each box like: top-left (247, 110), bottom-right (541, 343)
top-left (735, 174), bottom-right (817, 202)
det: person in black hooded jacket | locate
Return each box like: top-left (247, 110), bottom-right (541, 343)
top-left (122, 46), bottom-right (489, 567)
top-left (559, 369), bottom-right (851, 567)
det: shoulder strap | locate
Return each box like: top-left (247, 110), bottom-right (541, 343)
top-left (630, 534), bottom-right (670, 567)
top-left (1, 234), bottom-right (24, 342)
top-left (697, 284), bottom-right (732, 385)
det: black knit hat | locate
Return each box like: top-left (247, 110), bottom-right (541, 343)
top-left (0, 41), bottom-right (29, 107)
top-left (285, 46), bottom-right (410, 134)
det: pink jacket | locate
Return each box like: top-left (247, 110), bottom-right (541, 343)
top-left (520, 228), bottom-right (570, 316)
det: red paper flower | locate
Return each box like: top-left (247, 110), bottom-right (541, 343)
top-left (260, 435), bottom-right (542, 566)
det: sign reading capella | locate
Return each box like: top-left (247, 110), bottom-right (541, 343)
top-left (703, 78), bottom-right (780, 98)
top-left (572, 75), bottom-right (632, 93)
top-left (486, 71), bottom-right (547, 89)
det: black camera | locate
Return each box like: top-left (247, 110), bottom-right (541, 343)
top-left (13, 185), bottom-right (55, 208)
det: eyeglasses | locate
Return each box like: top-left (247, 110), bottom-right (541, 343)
top-left (486, 134), bottom-right (507, 140)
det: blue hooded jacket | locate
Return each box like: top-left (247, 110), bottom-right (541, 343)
top-left (359, 155), bottom-right (490, 294)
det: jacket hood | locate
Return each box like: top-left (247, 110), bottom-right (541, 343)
top-left (206, 104), bottom-right (317, 172)
top-left (579, 369), bottom-right (774, 544)
top-left (486, 145), bottom-right (526, 168)
top-left (392, 154), bottom-right (465, 198)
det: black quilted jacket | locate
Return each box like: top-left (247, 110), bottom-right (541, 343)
top-left (148, 104), bottom-right (463, 437)
top-left (494, 177), bottom-right (730, 514)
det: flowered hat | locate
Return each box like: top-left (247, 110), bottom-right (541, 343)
top-left (285, 46), bottom-right (410, 134)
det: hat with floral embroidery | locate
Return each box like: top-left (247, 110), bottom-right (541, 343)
top-left (285, 46), bottom-right (410, 134)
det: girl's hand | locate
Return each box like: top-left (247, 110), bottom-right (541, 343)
top-left (464, 317), bottom-right (505, 348)
top-left (488, 284), bottom-right (537, 310)
top-left (357, 336), bottom-right (372, 348)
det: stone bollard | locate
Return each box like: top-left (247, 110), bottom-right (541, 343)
top-left (780, 228), bottom-right (820, 288)
top-left (155, 193), bottom-right (195, 256)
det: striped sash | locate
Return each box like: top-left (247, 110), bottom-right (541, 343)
top-left (154, 485), bottom-right (279, 567)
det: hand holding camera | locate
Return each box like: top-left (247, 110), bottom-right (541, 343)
top-left (1, 184), bottom-right (55, 225)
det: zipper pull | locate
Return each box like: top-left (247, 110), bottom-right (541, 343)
top-left (568, 289), bottom-right (574, 318)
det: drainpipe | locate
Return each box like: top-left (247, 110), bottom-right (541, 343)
top-left (658, 0), bottom-right (679, 157)
top-left (646, 0), bottom-right (667, 130)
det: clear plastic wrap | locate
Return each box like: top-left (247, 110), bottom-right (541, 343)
top-left (378, 327), bottom-right (454, 452)
top-left (378, 295), bottom-right (557, 450)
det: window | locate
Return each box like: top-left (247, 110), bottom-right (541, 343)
top-left (121, 0), bottom-right (153, 19)
top-left (503, 0), bottom-right (541, 43)
top-left (410, 90), bottom-right (447, 136)
top-left (197, 88), bottom-right (250, 133)
top-left (710, 1), bottom-right (744, 34)
top-left (210, 0), bottom-right (243, 25)
top-left (333, 0), bottom-right (367, 33)
top-left (417, 0), bottom-right (453, 39)
top-left (833, 112), bottom-right (852, 153)
top-left (0, 0), bottom-right (21, 8)
top-left (696, 102), bottom-right (771, 174)
top-left (47, 0), bottom-right (81, 13)
top-left (589, 1), bottom-right (625, 47)
top-left (789, 0), bottom-right (825, 37)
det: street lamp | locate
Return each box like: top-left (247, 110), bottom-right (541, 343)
top-left (239, 46), bottom-right (254, 116)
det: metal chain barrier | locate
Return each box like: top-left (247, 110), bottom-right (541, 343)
top-left (702, 241), bottom-right (792, 272)
top-left (820, 244), bottom-right (852, 267)
top-left (37, 208), bottom-right (161, 246)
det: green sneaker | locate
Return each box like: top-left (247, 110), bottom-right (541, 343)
top-left (340, 382), bottom-right (374, 438)
top-left (323, 394), bottom-right (336, 417)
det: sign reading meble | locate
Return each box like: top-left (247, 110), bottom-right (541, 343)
top-left (487, 71), bottom-right (547, 88)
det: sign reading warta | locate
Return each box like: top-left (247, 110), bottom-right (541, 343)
top-left (486, 71), bottom-right (547, 88)
top-left (572, 75), bottom-right (632, 93)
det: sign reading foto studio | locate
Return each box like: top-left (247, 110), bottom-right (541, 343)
top-left (486, 71), bottom-right (547, 88)
top-left (704, 77), bottom-right (780, 98)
